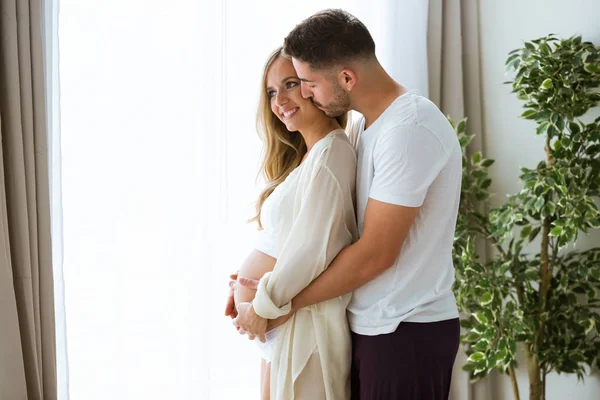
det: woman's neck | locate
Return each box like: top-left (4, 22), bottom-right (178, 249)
top-left (299, 118), bottom-right (341, 154)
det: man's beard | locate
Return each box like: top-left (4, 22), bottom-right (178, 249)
top-left (313, 85), bottom-right (351, 118)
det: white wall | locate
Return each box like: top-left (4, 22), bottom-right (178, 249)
top-left (477, 0), bottom-right (600, 399)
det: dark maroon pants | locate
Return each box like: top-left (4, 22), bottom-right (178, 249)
top-left (350, 318), bottom-right (460, 400)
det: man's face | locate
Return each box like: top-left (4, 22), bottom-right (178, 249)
top-left (292, 58), bottom-right (351, 118)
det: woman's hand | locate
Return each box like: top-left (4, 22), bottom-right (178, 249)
top-left (224, 271), bottom-right (239, 318)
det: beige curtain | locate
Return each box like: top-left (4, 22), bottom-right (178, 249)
top-left (0, 0), bottom-right (57, 399)
top-left (428, 0), bottom-right (494, 399)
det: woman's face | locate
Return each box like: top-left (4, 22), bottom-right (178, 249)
top-left (266, 57), bottom-right (325, 132)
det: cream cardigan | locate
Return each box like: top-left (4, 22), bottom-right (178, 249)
top-left (253, 129), bottom-right (358, 400)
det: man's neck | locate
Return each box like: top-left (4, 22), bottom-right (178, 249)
top-left (353, 67), bottom-right (406, 130)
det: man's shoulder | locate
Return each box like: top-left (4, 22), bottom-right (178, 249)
top-left (381, 93), bottom-right (457, 151)
top-left (381, 92), bottom-right (438, 129)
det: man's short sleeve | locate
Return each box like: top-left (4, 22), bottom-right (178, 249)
top-left (369, 124), bottom-right (450, 207)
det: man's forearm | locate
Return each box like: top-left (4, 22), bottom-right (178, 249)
top-left (291, 237), bottom-right (389, 311)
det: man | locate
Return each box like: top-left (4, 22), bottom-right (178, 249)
top-left (230, 9), bottom-right (462, 399)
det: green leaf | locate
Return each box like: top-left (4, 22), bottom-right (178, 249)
top-left (514, 213), bottom-right (524, 222)
top-left (560, 274), bottom-right (568, 289)
top-left (457, 119), bottom-right (467, 134)
top-left (505, 54), bottom-right (520, 66)
top-left (459, 134), bottom-right (474, 148)
top-left (497, 348), bottom-right (508, 362)
top-left (520, 225), bottom-right (532, 239)
top-left (481, 292), bottom-right (493, 306)
top-left (526, 270), bottom-right (539, 280)
top-left (509, 339), bottom-right (516, 354)
top-left (527, 226), bottom-right (541, 243)
top-left (544, 177), bottom-right (556, 186)
top-left (534, 183), bottom-right (544, 196)
top-left (542, 202), bottom-right (556, 217)
top-left (475, 312), bottom-right (489, 325)
top-left (584, 319), bottom-right (595, 335)
top-left (550, 226), bottom-right (563, 236)
top-left (540, 78), bottom-right (553, 90)
top-left (559, 185), bottom-right (568, 196)
top-left (468, 352), bottom-right (486, 363)
top-left (553, 219), bottom-right (565, 227)
top-left (521, 110), bottom-right (538, 119)
top-left (537, 122), bottom-right (549, 135)
top-left (584, 63), bottom-right (600, 73)
top-left (472, 152), bottom-right (482, 165)
top-left (553, 138), bottom-right (562, 150)
top-left (460, 319), bottom-right (474, 329)
top-left (589, 218), bottom-right (600, 229)
top-left (569, 122), bottom-right (581, 134)
top-left (556, 117), bottom-right (565, 132)
top-left (499, 339), bottom-right (507, 351)
top-left (462, 363), bottom-right (476, 372)
top-left (506, 58), bottom-right (521, 71)
top-left (475, 192), bottom-right (490, 201)
top-left (534, 197), bottom-right (545, 212)
top-left (472, 170), bottom-right (487, 180)
top-left (481, 159), bottom-right (495, 168)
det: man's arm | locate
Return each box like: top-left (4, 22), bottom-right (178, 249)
top-left (291, 198), bottom-right (419, 311)
top-left (291, 124), bottom-right (451, 311)
top-left (242, 199), bottom-right (419, 334)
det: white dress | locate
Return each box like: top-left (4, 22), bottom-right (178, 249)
top-left (253, 129), bottom-right (358, 400)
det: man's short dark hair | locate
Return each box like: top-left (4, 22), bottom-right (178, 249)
top-left (283, 9), bottom-right (376, 70)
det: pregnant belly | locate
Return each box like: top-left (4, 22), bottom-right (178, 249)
top-left (235, 249), bottom-right (277, 305)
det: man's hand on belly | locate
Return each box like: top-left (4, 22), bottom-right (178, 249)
top-left (234, 302), bottom-right (267, 342)
top-left (234, 276), bottom-right (294, 333)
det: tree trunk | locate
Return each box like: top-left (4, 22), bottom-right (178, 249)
top-left (526, 347), bottom-right (543, 400)
top-left (508, 365), bottom-right (521, 400)
top-left (528, 134), bottom-right (553, 400)
top-left (542, 369), bottom-right (547, 400)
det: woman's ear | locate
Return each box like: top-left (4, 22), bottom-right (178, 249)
top-left (338, 69), bottom-right (357, 92)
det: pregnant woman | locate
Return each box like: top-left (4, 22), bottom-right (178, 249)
top-left (227, 47), bottom-right (358, 400)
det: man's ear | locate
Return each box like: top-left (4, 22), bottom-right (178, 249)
top-left (338, 69), bottom-right (357, 92)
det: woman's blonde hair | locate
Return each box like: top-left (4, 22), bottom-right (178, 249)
top-left (251, 47), bottom-right (348, 228)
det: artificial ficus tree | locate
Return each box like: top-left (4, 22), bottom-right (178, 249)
top-left (452, 34), bottom-right (600, 400)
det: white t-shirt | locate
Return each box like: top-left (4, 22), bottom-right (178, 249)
top-left (347, 91), bottom-right (461, 336)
